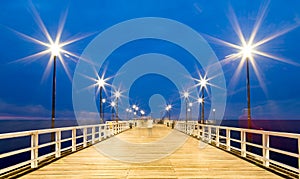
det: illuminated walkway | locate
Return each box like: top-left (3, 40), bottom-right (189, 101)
top-left (20, 125), bottom-right (280, 178)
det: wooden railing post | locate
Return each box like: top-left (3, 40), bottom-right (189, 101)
top-left (107, 125), bottom-right (111, 137)
top-left (298, 137), bottom-right (300, 179)
top-left (208, 126), bottom-right (212, 144)
top-left (97, 126), bottom-right (101, 141)
top-left (241, 130), bottom-right (246, 157)
top-left (186, 124), bottom-right (189, 134)
top-left (216, 127), bottom-right (220, 147)
top-left (31, 132), bottom-right (38, 168)
top-left (226, 128), bottom-right (230, 151)
top-left (55, 130), bottom-right (61, 158)
top-left (102, 126), bottom-right (106, 139)
top-left (197, 124), bottom-right (200, 139)
top-left (72, 128), bottom-right (76, 152)
top-left (83, 128), bottom-right (87, 147)
top-left (113, 124), bottom-right (116, 135)
top-left (202, 126), bottom-right (205, 140)
top-left (92, 126), bottom-right (95, 144)
top-left (262, 133), bottom-right (270, 167)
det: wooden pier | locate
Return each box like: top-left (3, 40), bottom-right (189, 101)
top-left (20, 125), bottom-right (281, 178)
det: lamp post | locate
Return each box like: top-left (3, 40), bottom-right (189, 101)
top-left (235, 44), bottom-right (254, 131)
top-left (126, 108), bottom-right (129, 120)
top-left (165, 105), bottom-right (170, 120)
top-left (197, 98), bottom-right (203, 124)
top-left (101, 98), bottom-right (106, 121)
top-left (96, 77), bottom-right (107, 124)
top-left (49, 44), bottom-right (60, 151)
top-left (111, 101), bottom-right (116, 121)
top-left (51, 55), bottom-right (57, 130)
top-left (114, 91), bottom-right (121, 122)
top-left (140, 110), bottom-right (145, 116)
top-left (132, 105), bottom-right (137, 119)
top-left (136, 106), bottom-right (139, 118)
top-left (167, 104), bottom-right (172, 120)
top-left (246, 57), bottom-right (252, 129)
top-left (183, 91), bottom-right (189, 132)
top-left (129, 109), bottom-right (132, 120)
top-left (197, 77), bottom-right (208, 124)
top-left (213, 108), bottom-right (216, 122)
top-left (48, 44), bottom-right (61, 130)
top-left (188, 102), bottom-right (193, 121)
top-left (237, 44), bottom-right (255, 147)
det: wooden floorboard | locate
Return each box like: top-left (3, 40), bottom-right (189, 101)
top-left (21, 125), bottom-right (282, 178)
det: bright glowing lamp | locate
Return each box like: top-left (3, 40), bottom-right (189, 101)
top-left (242, 44), bottom-right (254, 59)
top-left (111, 101), bottom-right (116, 107)
top-left (97, 78), bottom-right (105, 88)
top-left (197, 98), bottom-right (203, 103)
top-left (183, 92), bottom-right (189, 98)
top-left (50, 43), bottom-right (61, 56)
top-left (115, 91), bottom-right (121, 98)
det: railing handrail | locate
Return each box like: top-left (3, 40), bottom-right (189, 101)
top-left (0, 122), bottom-right (128, 139)
top-left (177, 121), bottom-right (300, 138)
top-left (0, 121), bottom-right (130, 176)
top-left (175, 121), bottom-right (300, 178)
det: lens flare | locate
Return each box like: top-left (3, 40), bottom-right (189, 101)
top-left (205, 1), bottom-right (300, 93)
top-left (9, 3), bottom-right (93, 82)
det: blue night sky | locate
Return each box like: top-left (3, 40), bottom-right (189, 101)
top-left (0, 0), bottom-right (300, 121)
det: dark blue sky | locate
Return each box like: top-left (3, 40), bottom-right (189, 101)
top-left (0, 0), bottom-right (299, 120)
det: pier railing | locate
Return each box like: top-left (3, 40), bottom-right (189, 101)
top-left (0, 121), bottom-right (130, 175)
top-left (176, 122), bottom-right (300, 178)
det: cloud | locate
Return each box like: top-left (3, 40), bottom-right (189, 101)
top-left (0, 99), bottom-right (75, 120)
top-left (244, 99), bottom-right (300, 120)
top-left (224, 98), bottom-right (300, 120)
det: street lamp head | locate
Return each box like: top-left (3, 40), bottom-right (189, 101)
top-left (199, 78), bottom-right (208, 88)
top-left (97, 78), bottom-right (105, 88)
top-left (197, 98), bottom-right (203, 103)
top-left (102, 98), bottom-right (106, 103)
top-left (132, 104), bottom-right (136, 109)
top-left (187, 108), bottom-right (191, 112)
top-left (126, 108), bottom-right (129, 112)
top-left (111, 101), bottom-right (116, 107)
top-left (50, 43), bottom-right (61, 56)
top-left (242, 44), bottom-right (254, 59)
top-left (213, 108), bottom-right (216, 112)
top-left (129, 109), bottom-right (132, 113)
top-left (167, 104), bottom-right (172, 109)
top-left (183, 92), bottom-right (189, 99)
top-left (136, 106), bottom-right (139, 111)
top-left (189, 102), bottom-right (193, 107)
top-left (115, 91), bottom-right (121, 99)
top-left (165, 106), bottom-right (169, 111)
top-left (140, 110), bottom-right (145, 115)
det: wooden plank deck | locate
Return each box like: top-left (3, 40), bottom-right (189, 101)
top-left (21, 125), bottom-right (281, 178)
